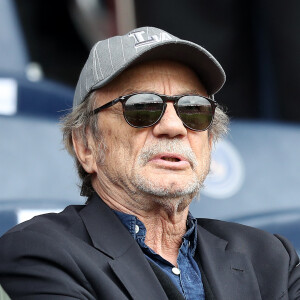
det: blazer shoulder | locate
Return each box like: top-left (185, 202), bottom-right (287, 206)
top-left (1, 204), bottom-right (87, 242)
top-left (197, 218), bottom-right (296, 259)
top-left (198, 217), bottom-right (276, 238)
top-left (0, 205), bottom-right (97, 300)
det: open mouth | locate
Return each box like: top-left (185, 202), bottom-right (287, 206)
top-left (148, 153), bottom-right (190, 170)
top-left (161, 156), bottom-right (181, 162)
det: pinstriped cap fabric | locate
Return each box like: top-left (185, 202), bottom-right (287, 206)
top-left (73, 26), bottom-right (226, 108)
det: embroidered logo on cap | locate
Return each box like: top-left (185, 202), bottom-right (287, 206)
top-left (128, 30), bottom-right (172, 48)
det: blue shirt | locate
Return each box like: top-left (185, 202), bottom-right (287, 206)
top-left (114, 210), bottom-right (205, 300)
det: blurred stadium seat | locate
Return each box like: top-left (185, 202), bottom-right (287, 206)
top-left (0, 61), bottom-right (78, 238)
top-left (0, 76), bottom-right (74, 119)
top-left (0, 0), bottom-right (80, 237)
top-left (0, 107), bottom-right (81, 237)
top-left (191, 121), bottom-right (300, 218)
top-left (0, 0), bottom-right (28, 75)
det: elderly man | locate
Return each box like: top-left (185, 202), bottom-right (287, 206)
top-left (0, 27), bottom-right (299, 300)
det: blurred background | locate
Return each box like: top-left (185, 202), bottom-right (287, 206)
top-left (1, 0), bottom-right (300, 252)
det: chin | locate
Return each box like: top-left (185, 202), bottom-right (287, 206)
top-left (135, 177), bottom-right (202, 198)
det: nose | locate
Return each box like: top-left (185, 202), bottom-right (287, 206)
top-left (152, 102), bottom-right (187, 138)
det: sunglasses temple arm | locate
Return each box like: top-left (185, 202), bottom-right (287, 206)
top-left (93, 98), bottom-right (122, 115)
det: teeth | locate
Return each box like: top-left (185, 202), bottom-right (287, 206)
top-left (162, 157), bottom-right (180, 162)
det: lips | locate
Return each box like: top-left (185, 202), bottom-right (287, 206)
top-left (148, 153), bottom-right (190, 170)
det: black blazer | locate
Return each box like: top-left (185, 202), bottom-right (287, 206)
top-left (0, 194), bottom-right (299, 300)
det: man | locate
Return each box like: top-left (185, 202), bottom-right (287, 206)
top-left (0, 27), bottom-right (299, 299)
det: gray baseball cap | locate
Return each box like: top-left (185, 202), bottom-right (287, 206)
top-left (73, 26), bottom-right (226, 108)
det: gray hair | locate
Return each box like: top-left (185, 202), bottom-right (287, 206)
top-left (61, 91), bottom-right (229, 197)
top-left (61, 92), bottom-right (101, 196)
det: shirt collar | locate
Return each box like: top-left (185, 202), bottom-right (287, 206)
top-left (113, 209), bottom-right (198, 255)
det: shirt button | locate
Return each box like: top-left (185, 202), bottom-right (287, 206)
top-left (135, 225), bottom-right (139, 234)
top-left (172, 267), bottom-right (181, 275)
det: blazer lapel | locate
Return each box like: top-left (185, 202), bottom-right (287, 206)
top-left (196, 224), bottom-right (262, 300)
top-left (147, 260), bottom-right (185, 300)
top-left (108, 254), bottom-right (168, 300)
top-left (79, 194), bottom-right (168, 300)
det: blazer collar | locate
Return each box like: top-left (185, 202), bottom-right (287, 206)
top-left (196, 222), bottom-right (262, 300)
top-left (79, 193), bottom-right (136, 258)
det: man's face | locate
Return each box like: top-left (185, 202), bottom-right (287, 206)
top-left (90, 60), bottom-right (212, 212)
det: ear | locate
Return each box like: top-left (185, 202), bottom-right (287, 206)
top-left (72, 128), bottom-right (98, 174)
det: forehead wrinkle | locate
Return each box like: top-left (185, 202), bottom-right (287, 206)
top-left (120, 87), bottom-right (154, 95)
top-left (119, 65), bottom-right (208, 97)
top-left (116, 71), bottom-right (208, 97)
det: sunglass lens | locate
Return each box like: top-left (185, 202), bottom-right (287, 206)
top-left (124, 94), bottom-right (164, 127)
top-left (177, 96), bottom-right (214, 131)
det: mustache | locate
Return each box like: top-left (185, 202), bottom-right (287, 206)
top-left (137, 139), bottom-right (198, 169)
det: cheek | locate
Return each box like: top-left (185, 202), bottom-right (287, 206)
top-left (190, 134), bottom-right (211, 161)
top-left (198, 142), bottom-right (211, 161)
top-left (189, 131), bottom-right (208, 146)
top-left (106, 128), bottom-right (112, 137)
top-left (104, 129), bottom-right (136, 163)
top-left (99, 114), bottom-right (151, 163)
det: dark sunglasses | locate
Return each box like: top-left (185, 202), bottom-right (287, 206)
top-left (92, 93), bottom-right (217, 131)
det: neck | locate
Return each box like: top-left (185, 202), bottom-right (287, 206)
top-left (98, 192), bottom-right (189, 265)
top-left (139, 208), bottom-right (189, 266)
top-left (118, 202), bottom-right (189, 266)
top-left (92, 175), bottom-right (192, 265)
